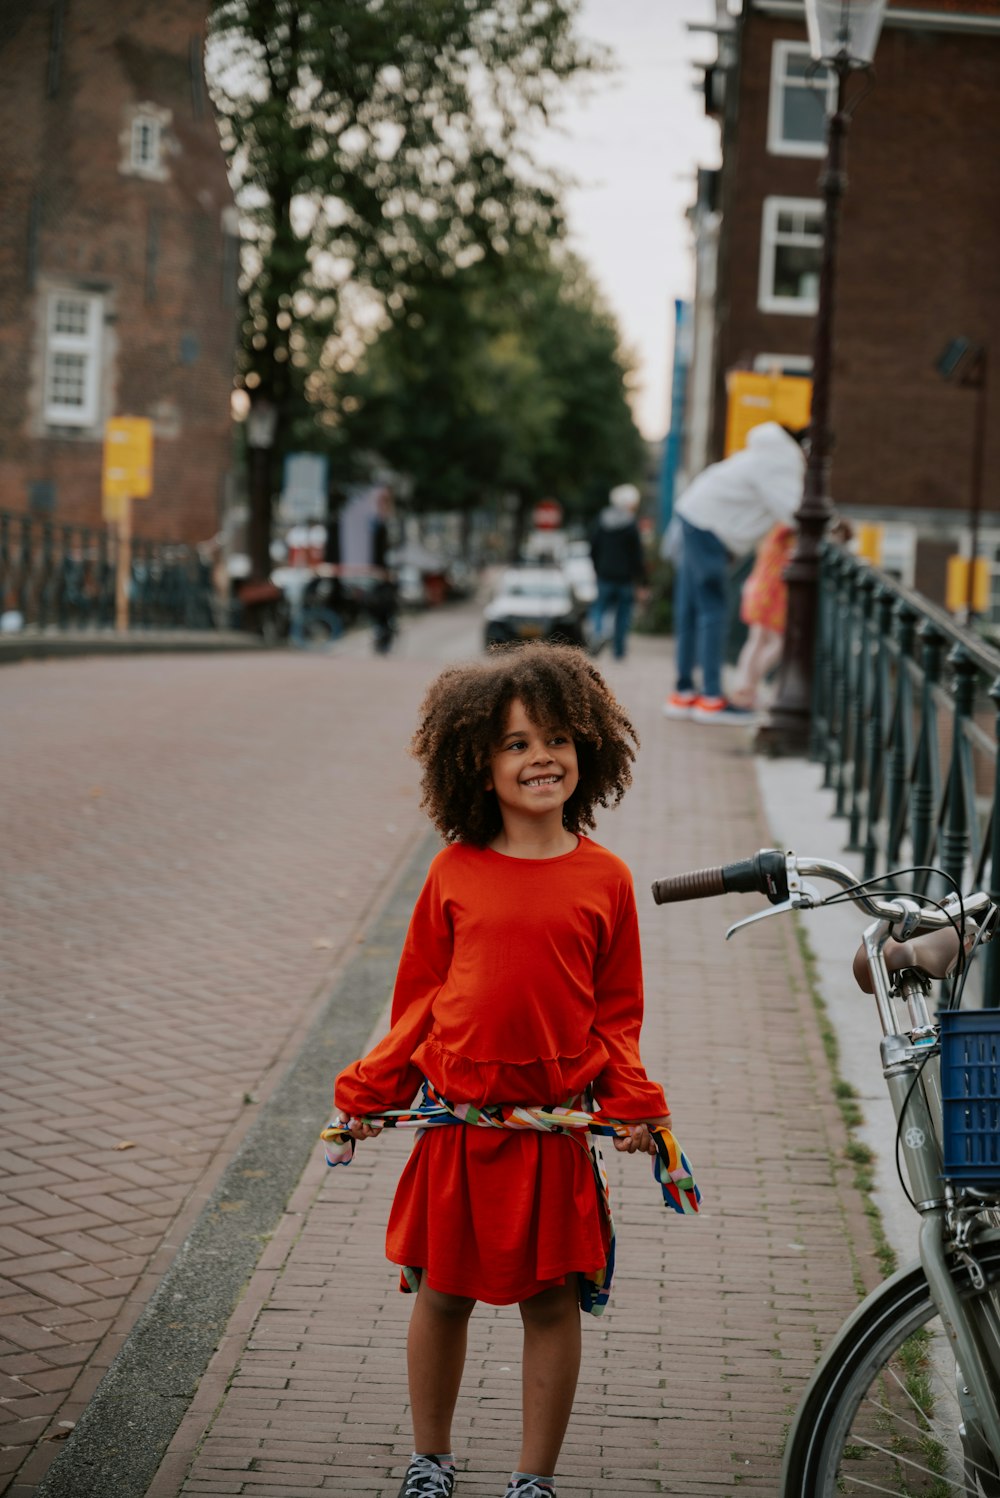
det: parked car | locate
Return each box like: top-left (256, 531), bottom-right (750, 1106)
top-left (483, 566), bottom-right (587, 649)
top-left (561, 539), bottom-right (598, 607)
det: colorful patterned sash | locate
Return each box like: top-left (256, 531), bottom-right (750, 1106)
top-left (321, 1082), bottom-right (700, 1315)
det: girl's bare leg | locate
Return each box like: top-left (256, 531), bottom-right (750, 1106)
top-left (517, 1279), bottom-right (582, 1475)
top-left (732, 626), bottom-right (783, 707)
top-left (407, 1284), bottom-right (476, 1453)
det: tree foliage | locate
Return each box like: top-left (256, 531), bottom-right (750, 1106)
top-left (207, 0), bottom-right (600, 441)
top-left (334, 248), bottom-right (644, 536)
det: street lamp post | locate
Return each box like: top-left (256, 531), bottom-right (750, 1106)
top-left (936, 338), bottom-right (989, 623)
top-left (756, 0), bottom-right (886, 756)
top-left (246, 395), bottom-right (278, 581)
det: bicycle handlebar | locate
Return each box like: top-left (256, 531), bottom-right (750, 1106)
top-left (652, 849), bottom-right (993, 929)
top-left (651, 850), bottom-right (788, 906)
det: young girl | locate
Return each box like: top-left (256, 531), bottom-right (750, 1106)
top-left (330, 643), bottom-right (674, 1498)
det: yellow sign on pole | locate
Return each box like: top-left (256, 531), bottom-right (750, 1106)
top-left (724, 371), bottom-right (813, 456)
top-left (102, 416), bottom-right (153, 514)
top-left (102, 417), bottom-right (152, 631)
top-left (855, 523), bottom-right (883, 565)
top-left (946, 555), bottom-right (990, 615)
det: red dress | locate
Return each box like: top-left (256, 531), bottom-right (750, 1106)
top-left (740, 523), bottom-right (796, 633)
top-left (335, 837), bottom-right (668, 1304)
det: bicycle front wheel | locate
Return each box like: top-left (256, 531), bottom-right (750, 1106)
top-left (782, 1245), bottom-right (1000, 1497)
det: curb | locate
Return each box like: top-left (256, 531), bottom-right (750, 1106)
top-left (0, 632), bottom-right (265, 665)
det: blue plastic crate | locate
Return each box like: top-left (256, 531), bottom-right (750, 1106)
top-left (939, 1010), bottom-right (1000, 1185)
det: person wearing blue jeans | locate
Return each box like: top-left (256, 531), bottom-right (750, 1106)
top-left (663, 421), bottom-right (807, 724)
top-left (588, 483), bottom-right (646, 659)
top-left (672, 516), bottom-right (729, 701)
top-left (591, 577), bottom-right (635, 660)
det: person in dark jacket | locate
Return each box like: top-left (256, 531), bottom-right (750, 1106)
top-left (588, 483), bottom-right (646, 659)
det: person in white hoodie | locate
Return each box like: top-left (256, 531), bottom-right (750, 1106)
top-left (663, 422), bottom-right (807, 724)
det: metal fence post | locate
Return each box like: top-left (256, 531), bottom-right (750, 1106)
top-left (847, 572), bottom-right (876, 851)
top-left (912, 620), bottom-right (945, 888)
top-left (940, 647), bottom-right (977, 897)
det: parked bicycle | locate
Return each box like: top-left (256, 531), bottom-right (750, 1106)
top-left (653, 849), bottom-right (1000, 1496)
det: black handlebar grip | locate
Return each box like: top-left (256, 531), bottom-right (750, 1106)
top-left (723, 849), bottom-right (788, 903)
top-left (652, 850), bottom-right (789, 907)
top-left (720, 856), bottom-right (766, 893)
top-left (651, 866), bottom-right (727, 904)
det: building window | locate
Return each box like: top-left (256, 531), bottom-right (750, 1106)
top-left (131, 114), bottom-right (161, 172)
top-left (768, 41), bottom-right (835, 157)
top-left (44, 292), bottom-right (103, 427)
top-left (120, 103), bottom-right (171, 181)
top-left (759, 198), bottom-right (823, 315)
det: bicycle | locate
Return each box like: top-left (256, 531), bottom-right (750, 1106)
top-left (652, 849), bottom-right (1000, 1496)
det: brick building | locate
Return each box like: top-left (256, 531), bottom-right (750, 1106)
top-left (0, 0), bottom-right (239, 544)
top-left (689, 0), bottom-right (1000, 606)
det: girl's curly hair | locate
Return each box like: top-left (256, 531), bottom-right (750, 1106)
top-left (410, 642), bottom-right (638, 846)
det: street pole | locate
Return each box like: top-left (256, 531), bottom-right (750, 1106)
top-left (115, 493), bottom-right (132, 632)
top-left (756, 64), bottom-right (849, 756)
top-left (966, 346), bottom-right (988, 621)
top-left (247, 443), bottom-right (272, 582)
top-left (246, 396), bottom-right (278, 581)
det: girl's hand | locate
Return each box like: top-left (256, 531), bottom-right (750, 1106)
top-left (337, 1112), bottom-right (383, 1142)
top-left (613, 1115), bottom-right (671, 1156)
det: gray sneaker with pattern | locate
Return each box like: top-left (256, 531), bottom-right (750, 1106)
top-left (397, 1454), bottom-right (456, 1498)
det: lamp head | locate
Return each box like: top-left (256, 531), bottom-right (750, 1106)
top-left (804, 0), bottom-right (887, 67)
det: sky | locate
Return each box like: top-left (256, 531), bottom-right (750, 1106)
top-left (529, 0), bottom-right (723, 442)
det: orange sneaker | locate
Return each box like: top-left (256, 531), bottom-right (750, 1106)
top-left (690, 696), bottom-right (756, 725)
top-left (662, 690), bottom-right (697, 720)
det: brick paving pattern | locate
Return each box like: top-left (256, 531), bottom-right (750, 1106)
top-left (1, 641), bottom-right (439, 1494)
top-left (2, 614), bottom-right (880, 1495)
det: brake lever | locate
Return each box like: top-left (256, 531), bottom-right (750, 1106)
top-left (725, 881), bottom-right (821, 940)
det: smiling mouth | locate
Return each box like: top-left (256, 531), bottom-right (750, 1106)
top-left (522, 775), bottom-right (561, 788)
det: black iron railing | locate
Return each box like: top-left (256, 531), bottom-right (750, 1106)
top-left (813, 546), bottom-right (1000, 1004)
top-left (0, 510), bottom-right (215, 632)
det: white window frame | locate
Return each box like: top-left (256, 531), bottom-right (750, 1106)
top-left (767, 40), bottom-right (836, 158)
top-left (759, 197), bottom-right (823, 316)
top-left (43, 292), bottom-right (103, 428)
top-left (878, 523), bottom-right (917, 590)
top-left (130, 113), bottom-right (161, 172)
top-left (119, 102), bottom-right (170, 182)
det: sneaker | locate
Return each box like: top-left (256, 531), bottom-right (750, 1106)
top-left (662, 689), bottom-right (698, 720)
top-left (398, 1454), bottom-right (456, 1498)
top-left (505, 1483), bottom-right (556, 1498)
top-left (690, 695), bottom-right (757, 725)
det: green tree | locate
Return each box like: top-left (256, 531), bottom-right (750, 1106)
top-left (335, 248), bottom-right (643, 550)
top-left (207, 0), bottom-right (599, 572)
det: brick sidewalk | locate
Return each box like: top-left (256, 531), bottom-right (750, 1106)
top-left (73, 628), bottom-right (880, 1498)
top-left (0, 641), bottom-right (442, 1494)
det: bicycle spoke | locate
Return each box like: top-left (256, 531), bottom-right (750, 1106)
top-left (834, 1475), bottom-right (964, 1496)
top-left (841, 1432), bottom-right (977, 1493)
top-left (873, 1367), bottom-right (1000, 1491)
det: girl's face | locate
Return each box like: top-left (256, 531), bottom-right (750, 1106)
top-left (485, 697), bottom-right (579, 827)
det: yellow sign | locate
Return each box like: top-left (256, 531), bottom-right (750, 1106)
top-left (855, 523), bottom-right (883, 565)
top-left (946, 555), bottom-right (990, 615)
top-left (724, 371), bottom-right (813, 456)
top-left (102, 417), bottom-right (153, 514)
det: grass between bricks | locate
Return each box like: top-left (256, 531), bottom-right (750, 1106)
top-left (794, 921), bottom-right (897, 1286)
top-left (794, 925), bottom-right (955, 1494)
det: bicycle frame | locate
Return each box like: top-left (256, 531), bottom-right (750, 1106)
top-left (654, 848), bottom-right (1000, 1489)
top-left (866, 929), bottom-right (1000, 1466)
